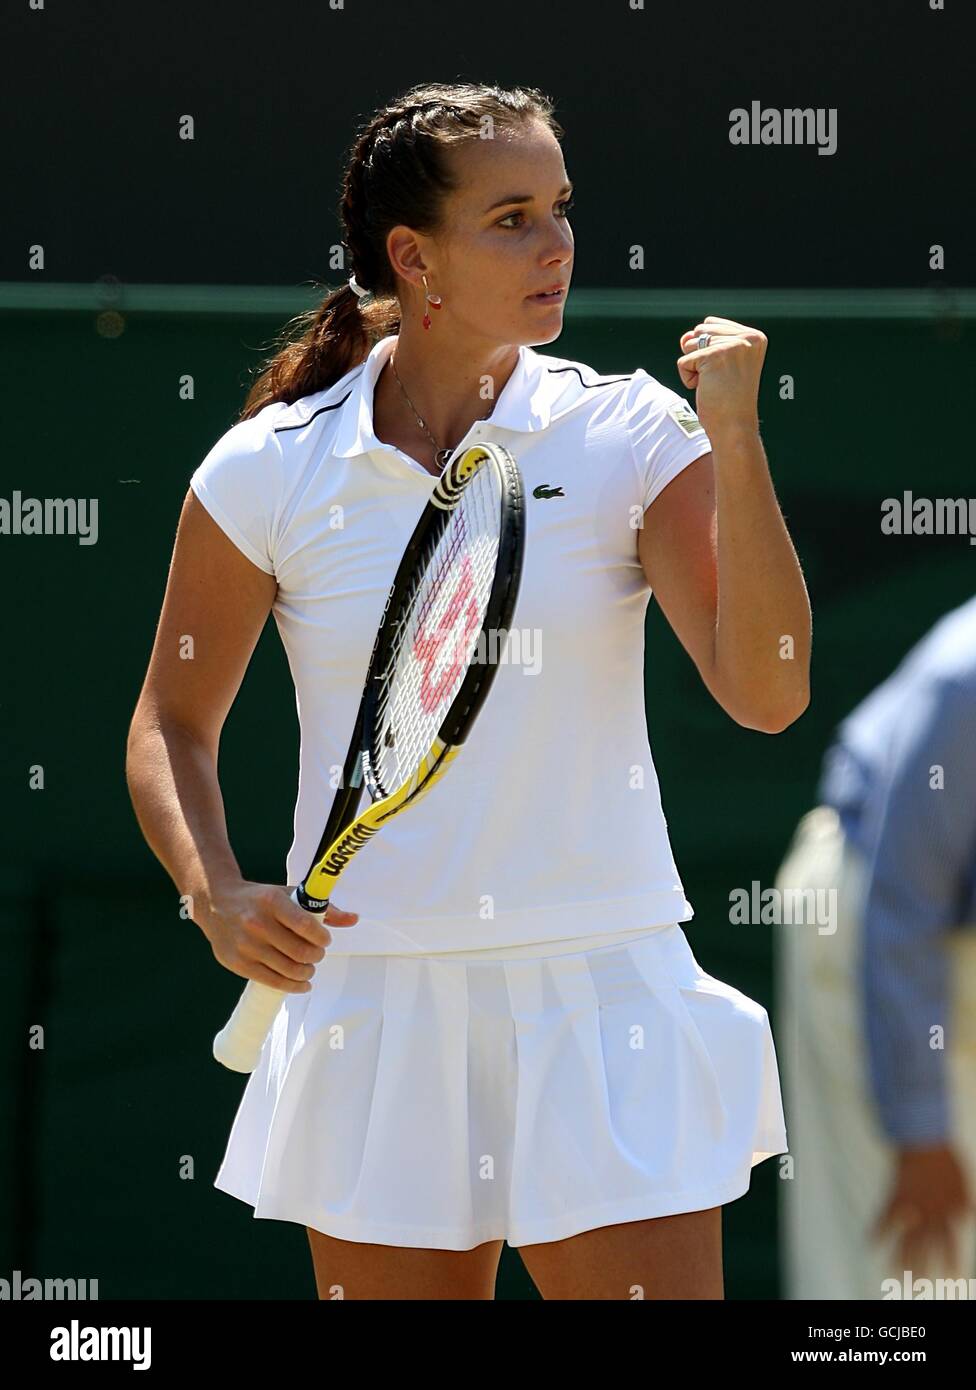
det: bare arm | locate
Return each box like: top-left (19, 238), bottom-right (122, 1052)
top-left (125, 489), bottom-right (356, 991)
top-left (645, 314), bottom-right (811, 733)
top-left (638, 446), bottom-right (810, 734)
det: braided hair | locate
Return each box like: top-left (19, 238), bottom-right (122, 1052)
top-left (239, 82), bottom-right (562, 421)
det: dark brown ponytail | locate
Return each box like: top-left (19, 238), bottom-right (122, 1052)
top-left (238, 82), bottom-right (562, 422)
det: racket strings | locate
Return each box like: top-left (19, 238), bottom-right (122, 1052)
top-left (372, 462), bottom-right (502, 794)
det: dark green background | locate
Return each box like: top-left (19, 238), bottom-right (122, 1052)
top-left (2, 0), bottom-right (970, 290)
top-left (1, 295), bottom-right (972, 1298)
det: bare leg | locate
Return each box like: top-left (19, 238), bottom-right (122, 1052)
top-left (516, 1207), bottom-right (723, 1300)
top-left (307, 1228), bottom-right (505, 1301)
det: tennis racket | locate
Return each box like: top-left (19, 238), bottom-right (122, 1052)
top-left (212, 441), bottom-right (525, 1071)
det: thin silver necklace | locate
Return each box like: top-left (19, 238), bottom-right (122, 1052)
top-left (389, 350), bottom-right (493, 473)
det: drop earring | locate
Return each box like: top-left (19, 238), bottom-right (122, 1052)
top-left (421, 273), bottom-right (442, 331)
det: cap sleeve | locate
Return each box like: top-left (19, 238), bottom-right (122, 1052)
top-left (189, 412), bottom-right (284, 575)
top-left (626, 369), bottom-right (713, 512)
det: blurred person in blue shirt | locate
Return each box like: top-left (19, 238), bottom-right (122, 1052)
top-left (775, 595), bottom-right (976, 1299)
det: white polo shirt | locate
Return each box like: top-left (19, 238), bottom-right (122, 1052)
top-left (189, 334), bottom-right (713, 953)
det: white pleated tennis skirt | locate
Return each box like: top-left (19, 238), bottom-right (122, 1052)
top-left (213, 922), bottom-right (789, 1250)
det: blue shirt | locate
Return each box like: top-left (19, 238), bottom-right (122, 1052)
top-left (816, 595), bottom-right (976, 1145)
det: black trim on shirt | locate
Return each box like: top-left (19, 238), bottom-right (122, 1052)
top-left (273, 388), bottom-right (355, 433)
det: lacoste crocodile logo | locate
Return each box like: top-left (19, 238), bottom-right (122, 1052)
top-left (532, 483), bottom-right (565, 499)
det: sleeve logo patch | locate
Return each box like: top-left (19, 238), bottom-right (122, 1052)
top-left (668, 403), bottom-right (705, 437)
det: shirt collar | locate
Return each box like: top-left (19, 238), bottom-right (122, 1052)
top-left (331, 335), bottom-right (553, 459)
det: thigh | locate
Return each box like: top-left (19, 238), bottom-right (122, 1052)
top-left (307, 1227), bottom-right (505, 1301)
top-left (517, 1208), bottom-right (723, 1300)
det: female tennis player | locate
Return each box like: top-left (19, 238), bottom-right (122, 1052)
top-left (126, 81), bottom-right (810, 1300)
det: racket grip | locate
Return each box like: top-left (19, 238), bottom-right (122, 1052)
top-left (212, 886), bottom-right (327, 1073)
top-left (212, 980), bottom-right (288, 1073)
